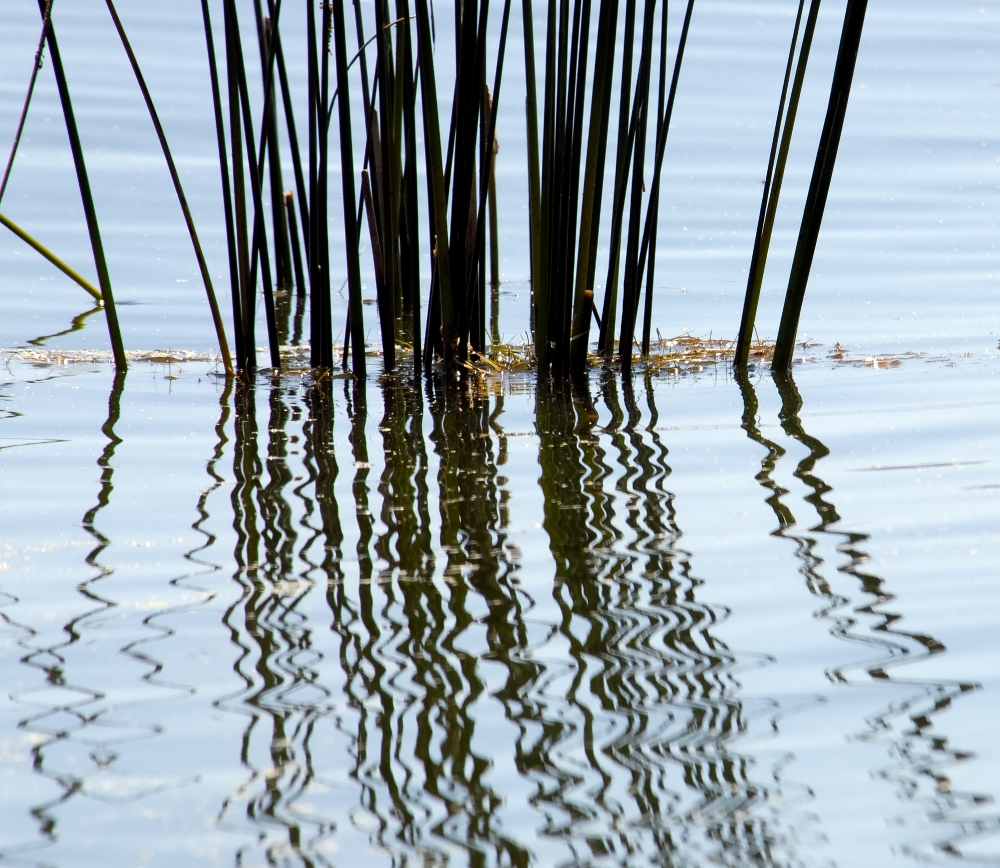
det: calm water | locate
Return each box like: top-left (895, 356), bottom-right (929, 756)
top-left (2, 0), bottom-right (1000, 865)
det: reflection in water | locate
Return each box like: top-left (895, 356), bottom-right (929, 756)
top-left (25, 304), bottom-right (103, 348)
top-left (5, 368), bottom-right (994, 865)
top-left (207, 374), bottom-right (813, 866)
top-left (741, 371), bottom-right (989, 861)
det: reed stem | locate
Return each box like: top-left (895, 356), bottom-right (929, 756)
top-left (735, 0), bottom-right (817, 369)
top-left (0, 212), bottom-right (102, 303)
top-left (38, 2), bottom-right (126, 369)
top-left (0, 0), bottom-right (53, 206)
top-left (105, 0), bottom-right (234, 376)
top-left (774, 0), bottom-right (868, 370)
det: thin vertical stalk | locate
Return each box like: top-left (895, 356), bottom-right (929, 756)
top-left (522, 0), bottom-right (545, 369)
top-left (201, 0), bottom-right (243, 370)
top-left (597, 0), bottom-right (637, 355)
top-left (273, 29), bottom-right (310, 250)
top-left (332, 0), bottom-right (367, 375)
top-left (225, 0), bottom-right (253, 373)
top-left (231, 5), bottom-right (280, 370)
top-left (307, 0), bottom-right (321, 366)
top-left (0, 0), bottom-right (53, 206)
top-left (568, 0), bottom-right (620, 376)
top-left (285, 192), bottom-right (307, 304)
top-left (38, 2), bottom-right (126, 369)
top-left (637, 0), bottom-right (695, 356)
top-left (414, 0), bottom-right (455, 368)
top-left (735, 0), bottom-right (816, 369)
top-left (105, 0), bottom-right (233, 376)
top-left (774, 0), bottom-right (868, 370)
top-left (618, 0), bottom-right (658, 374)
top-left (398, 0), bottom-right (422, 375)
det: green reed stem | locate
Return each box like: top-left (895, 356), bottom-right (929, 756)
top-left (332, 0), bottom-right (367, 375)
top-left (735, 0), bottom-right (817, 369)
top-left (774, 0), bottom-right (868, 370)
top-left (0, 212), bottom-right (101, 303)
top-left (0, 0), bottom-right (52, 206)
top-left (522, 0), bottom-right (545, 370)
top-left (105, 0), bottom-right (234, 376)
top-left (597, 0), bottom-right (637, 356)
top-left (569, 0), bottom-right (620, 377)
top-left (201, 0), bottom-right (243, 369)
top-left (38, 2), bottom-right (125, 369)
top-left (638, 0), bottom-right (695, 356)
top-left (414, 0), bottom-right (455, 367)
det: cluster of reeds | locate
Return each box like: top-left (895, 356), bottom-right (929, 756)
top-left (1, 0), bottom-right (869, 381)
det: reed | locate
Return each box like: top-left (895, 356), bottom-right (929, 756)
top-left (201, 0), bottom-right (243, 370)
top-left (773, 0), bottom-right (869, 370)
top-left (36, 1), bottom-right (125, 369)
top-left (0, 0), bottom-right (52, 205)
top-left (735, 0), bottom-right (818, 370)
top-left (104, 0), bottom-right (234, 377)
top-left (7, 1), bottom-right (869, 384)
top-left (0, 212), bottom-right (102, 303)
top-left (331, 0), bottom-right (366, 375)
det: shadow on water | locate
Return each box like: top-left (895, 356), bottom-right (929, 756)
top-left (739, 370), bottom-right (993, 861)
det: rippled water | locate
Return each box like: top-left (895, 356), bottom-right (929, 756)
top-left (0, 356), bottom-right (999, 866)
top-left (2, 0), bottom-right (1000, 865)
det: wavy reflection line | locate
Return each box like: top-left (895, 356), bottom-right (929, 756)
top-left (767, 372), bottom-right (989, 861)
top-left (216, 380), bottom-right (338, 865)
top-left (24, 304), bottom-right (102, 349)
top-left (525, 375), bottom-right (801, 867)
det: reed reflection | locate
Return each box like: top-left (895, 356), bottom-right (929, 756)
top-left (530, 377), bottom-right (796, 866)
top-left (215, 372), bottom-right (815, 866)
top-left (220, 381), bottom-right (337, 864)
top-left (740, 371), bottom-right (987, 860)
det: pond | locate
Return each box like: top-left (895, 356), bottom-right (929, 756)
top-left (1, 1), bottom-right (1000, 866)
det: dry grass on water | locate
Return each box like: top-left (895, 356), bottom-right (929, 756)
top-left (2, 339), bottom-right (926, 379)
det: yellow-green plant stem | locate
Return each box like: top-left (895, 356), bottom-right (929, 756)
top-left (0, 212), bottom-right (102, 303)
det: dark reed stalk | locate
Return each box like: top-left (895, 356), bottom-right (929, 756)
top-left (104, 0), bottom-right (234, 377)
top-left (372, 0), bottom-right (399, 371)
top-left (488, 131), bottom-right (500, 290)
top-left (568, 0), bottom-right (620, 376)
top-left (522, 0), bottom-right (545, 366)
top-left (637, 0), bottom-right (669, 359)
top-left (398, 0), bottom-right (422, 375)
top-left (773, 0), bottom-right (868, 370)
top-left (0, 0), bottom-right (52, 206)
top-left (37, 1), bottom-right (126, 369)
top-left (414, 0), bottom-right (456, 368)
top-left (617, 0), bottom-right (659, 375)
top-left (735, 0), bottom-right (817, 370)
top-left (307, 0), bottom-right (320, 367)
top-left (262, 18), bottom-right (293, 297)
top-left (332, 0), bottom-right (367, 375)
top-left (201, 0), bottom-right (243, 371)
top-left (0, 212), bottom-right (101, 303)
top-left (224, 0), bottom-right (253, 373)
top-left (465, 0), bottom-right (513, 358)
top-left (596, 0), bottom-right (638, 357)
top-left (637, 0), bottom-right (695, 357)
top-left (361, 168), bottom-right (387, 306)
top-left (284, 192), bottom-right (307, 345)
top-left (236, 0), bottom-right (281, 369)
top-left (272, 27), bottom-right (310, 251)
top-left (284, 192), bottom-right (306, 301)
